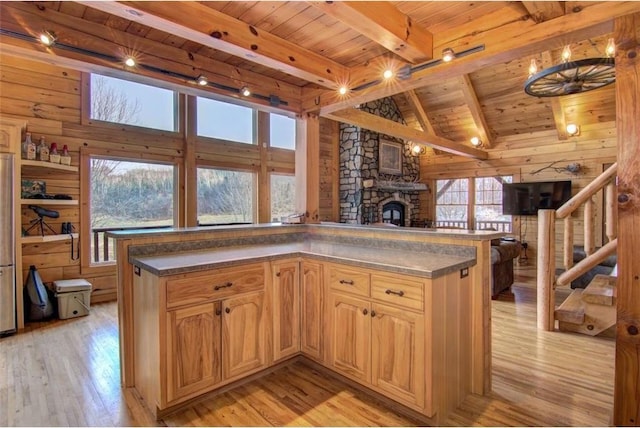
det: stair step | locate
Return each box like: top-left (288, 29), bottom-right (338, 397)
top-left (558, 301), bottom-right (617, 336)
top-left (555, 289), bottom-right (585, 324)
top-left (582, 274), bottom-right (616, 306)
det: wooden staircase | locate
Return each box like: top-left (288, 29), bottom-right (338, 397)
top-left (555, 275), bottom-right (617, 337)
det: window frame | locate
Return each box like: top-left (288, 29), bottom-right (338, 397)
top-left (195, 164), bottom-right (258, 226)
top-left (80, 147), bottom-right (182, 275)
top-left (82, 73), bottom-right (182, 135)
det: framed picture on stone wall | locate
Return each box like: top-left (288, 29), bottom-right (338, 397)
top-left (379, 139), bottom-right (403, 175)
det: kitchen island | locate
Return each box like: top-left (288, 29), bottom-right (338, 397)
top-left (108, 223), bottom-right (502, 424)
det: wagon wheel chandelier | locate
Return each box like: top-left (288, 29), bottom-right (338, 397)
top-left (524, 39), bottom-right (616, 97)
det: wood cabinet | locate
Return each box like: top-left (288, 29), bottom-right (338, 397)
top-left (300, 261), bottom-right (323, 361)
top-left (272, 260), bottom-right (300, 361)
top-left (326, 263), bottom-right (427, 412)
top-left (166, 301), bottom-right (222, 403)
top-left (222, 291), bottom-right (268, 379)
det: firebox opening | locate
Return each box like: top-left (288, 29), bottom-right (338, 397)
top-left (382, 202), bottom-right (405, 226)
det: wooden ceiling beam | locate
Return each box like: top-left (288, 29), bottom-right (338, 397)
top-left (77, 1), bottom-right (349, 89)
top-left (459, 74), bottom-right (492, 148)
top-left (541, 51), bottom-right (568, 140)
top-left (404, 90), bottom-right (436, 135)
top-left (303, 2), bottom-right (640, 114)
top-left (324, 109), bottom-right (488, 160)
top-left (521, 1), bottom-right (565, 23)
top-left (308, 1), bottom-right (433, 64)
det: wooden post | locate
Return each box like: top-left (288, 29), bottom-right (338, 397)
top-left (614, 12), bottom-right (640, 427)
top-left (605, 181), bottom-right (617, 242)
top-left (583, 197), bottom-right (595, 255)
top-left (537, 209), bottom-right (555, 331)
top-left (257, 111), bottom-right (271, 223)
top-left (183, 95), bottom-right (197, 227)
top-left (563, 216), bottom-right (574, 270)
top-left (295, 113), bottom-right (320, 223)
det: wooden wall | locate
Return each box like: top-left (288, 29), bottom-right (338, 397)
top-left (0, 53), bottom-right (296, 305)
top-left (318, 117), bottom-right (339, 222)
top-left (419, 122), bottom-right (617, 279)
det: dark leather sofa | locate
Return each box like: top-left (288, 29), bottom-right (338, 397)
top-left (490, 239), bottom-right (522, 299)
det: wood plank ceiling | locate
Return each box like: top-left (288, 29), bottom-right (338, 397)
top-left (0, 1), bottom-right (634, 157)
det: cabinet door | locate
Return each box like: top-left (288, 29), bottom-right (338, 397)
top-left (328, 292), bottom-right (371, 383)
top-left (166, 301), bottom-right (222, 403)
top-left (371, 302), bottom-right (425, 410)
top-left (301, 261), bottom-right (323, 361)
top-left (272, 260), bottom-right (300, 361)
top-left (222, 292), bottom-right (267, 380)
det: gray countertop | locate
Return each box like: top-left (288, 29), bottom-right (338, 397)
top-left (131, 241), bottom-right (476, 279)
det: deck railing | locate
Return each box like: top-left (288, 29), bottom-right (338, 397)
top-left (537, 162), bottom-right (618, 330)
top-left (434, 219), bottom-right (512, 232)
top-left (91, 225), bottom-right (171, 263)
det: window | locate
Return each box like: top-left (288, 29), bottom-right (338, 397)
top-left (435, 176), bottom-right (513, 232)
top-left (90, 158), bottom-right (176, 264)
top-left (270, 113), bottom-right (296, 150)
top-left (197, 168), bottom-right (256, 225)
top-left (436, 179), bottom-right (469, 229)
top-left (270, 173), bottom-right (296, 222)
top-left (90, 74), bottom-right (177, 131)
top-left (475, 176), bottom-right (512, 232)
top-left (197, 97), bottom-right (255, 143)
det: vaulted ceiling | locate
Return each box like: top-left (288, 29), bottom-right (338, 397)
top-left (0, 1), bottom-right (636, 158)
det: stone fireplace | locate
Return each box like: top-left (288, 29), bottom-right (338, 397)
top-left (339, 98), bottom-right (421, 225)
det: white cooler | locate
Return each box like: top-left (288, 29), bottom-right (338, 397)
top-left (54, 279), bottom-right (92, 320)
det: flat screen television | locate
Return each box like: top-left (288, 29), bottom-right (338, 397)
top-left (502, 180), bottom-right (572, 215)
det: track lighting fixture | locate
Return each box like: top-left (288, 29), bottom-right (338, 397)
top-left (39, 30), bottom-right (56, 47)
top-left (411, 143), bottom-right (427, 155)
top-left (124, 57), bottom-right (136, 67)
top-left (338, 86), bottom-right (348, 95)
top-left (442, 48), bottom-right (455, 62)
top-left (240, 86), bottom-right (251, 97)
top-left (382, 69), bottom-right (394, 79)
top-left (196, 75), bottom-right (208, 86)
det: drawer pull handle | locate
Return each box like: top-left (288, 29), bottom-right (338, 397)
top-left (225, 307), bottom-right (231, 314)
top-left (362, 308), bottom-right (368, 315)
top-left (339, 279), bottom-right (354, 285)
top-left (214, 282), bottom-right (233, 291)
top-left (385, 289), bottom-right (405, 297)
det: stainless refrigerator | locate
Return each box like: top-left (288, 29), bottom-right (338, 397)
top-left (0, 153), bottom-right (16, 335)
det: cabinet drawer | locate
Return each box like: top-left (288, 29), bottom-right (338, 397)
top-left (328, 265), bottom-right (370, 297)
top-left (167, 263), bottom-right (265, 308)
top-left (371, 274), bottom-right (424, 311)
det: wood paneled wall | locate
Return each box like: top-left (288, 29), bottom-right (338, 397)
top-left (319, 117), bottom-right (339, 222)
top-left (0, 53), bottom-right (296, 305)
top-left (419, 122), bottom-right (617, 279)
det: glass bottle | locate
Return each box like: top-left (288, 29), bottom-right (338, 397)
top-left (38, 136), bottom-right (49, 161)
top-left (25, 133), bottom-right (36, 160)
top-left (22, 132), bottom-right (34, 159)
top-left (60, 144), bottom-right (71, 166)
top-left (49, 142), bottom-right (60, 164)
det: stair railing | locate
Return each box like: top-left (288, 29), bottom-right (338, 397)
top-left (537, 162), bottom-right (618, 331)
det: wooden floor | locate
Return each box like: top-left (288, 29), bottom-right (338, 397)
top-left (0, 280), bottom-right (615, 426)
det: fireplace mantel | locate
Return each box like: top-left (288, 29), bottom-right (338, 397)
top-left (363, 179), bottom-right (429, 191)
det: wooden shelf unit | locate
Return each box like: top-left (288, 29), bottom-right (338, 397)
top-left (21, 198), bottom-right (78, 206)
top-left (21, 233), bottom-right (79, 244)
top-left (20, 159), bottom-right (78, 172)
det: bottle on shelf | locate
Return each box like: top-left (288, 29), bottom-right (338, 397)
top-left (49, 142), bottom-right (61, 164)
top-left (60, 145), bottom-right (71, 166)
top-left (38, 136), bottom-right (50, 162)
top-left (22, 132), bottom-right (36, 160)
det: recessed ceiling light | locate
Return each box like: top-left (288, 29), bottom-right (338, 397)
top-left (338, 86), bottom-right (348, 95)
top-left (125, 9), bottom-right (144, 17)
top-left (566, 123), bottom-right (580, 136)
top-left (470, 136), bottom-right (482, 147)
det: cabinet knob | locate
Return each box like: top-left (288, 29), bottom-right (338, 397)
top-left (225, 307), bottom-right (231, 314)
top-left (362, 308), bottom-right (368, 315)
top-left (276, 272), bottom-right (281, 277)
top-left (371, 310), bottom-right (376, 317)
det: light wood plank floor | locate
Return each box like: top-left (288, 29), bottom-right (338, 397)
top-left (0, 281), bottom-right (615, 426)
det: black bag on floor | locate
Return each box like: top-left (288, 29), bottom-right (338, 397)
top-left (24, 265), bottom-right (54, 321)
